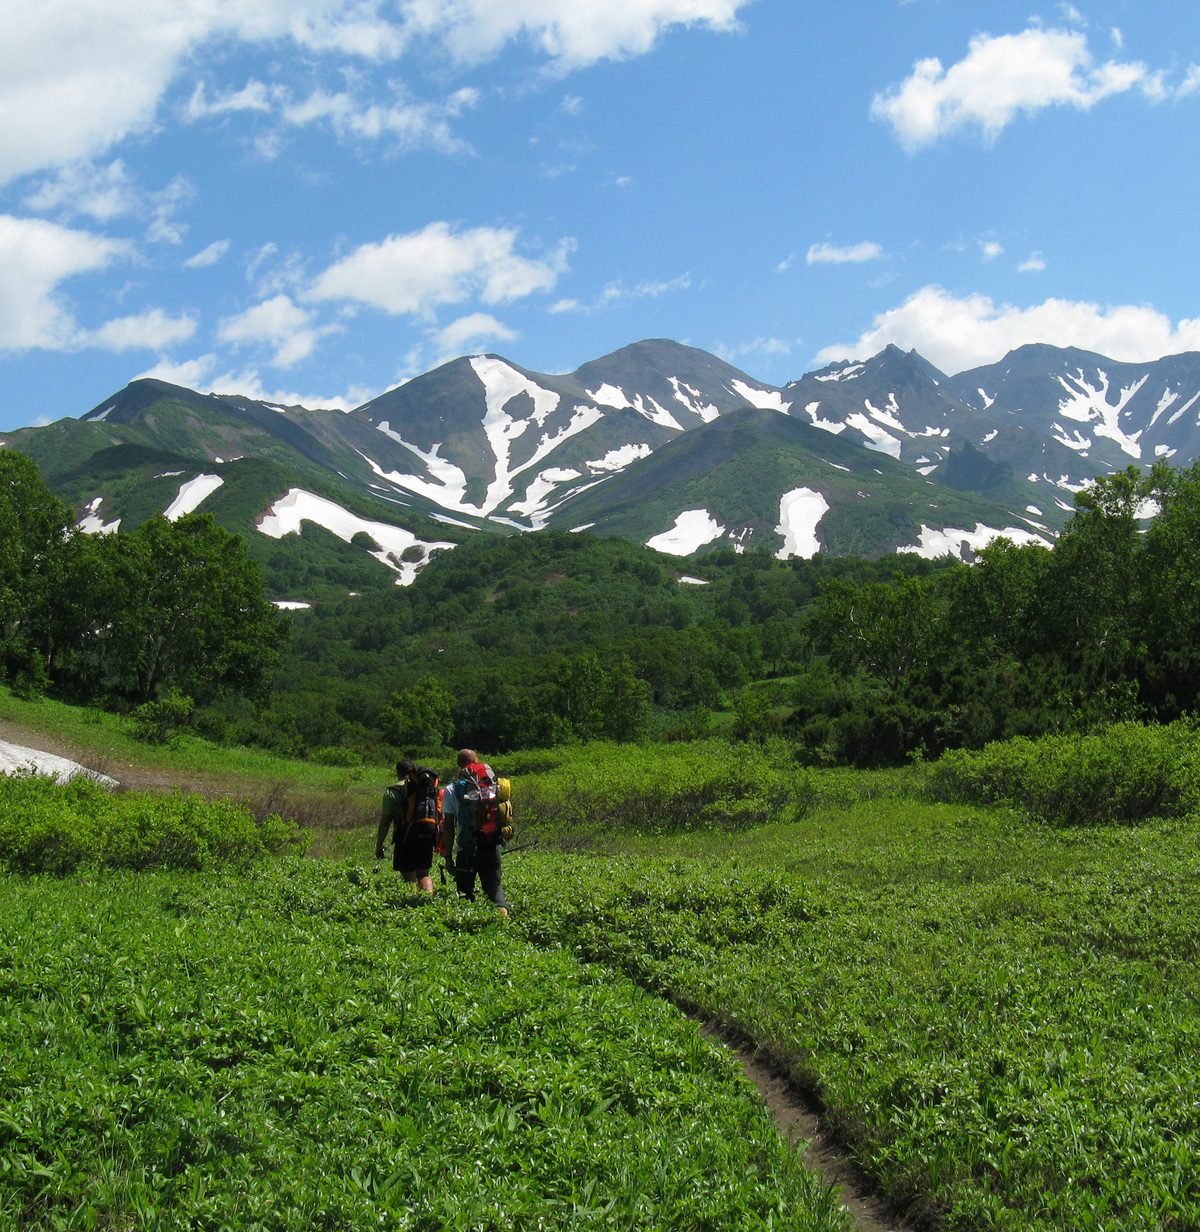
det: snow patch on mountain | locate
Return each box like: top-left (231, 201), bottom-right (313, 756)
top-left (799, 401), bottom-right (847, 434)
top-left (982, 430), bottom-right (998, 443)
top-left (845, 412), bottom-right (902, 459)
top-left (730, 380), bottom-right (790, 414)
top-left (373, 423), bottom-right (472, 509)
top-left (977, 388), bottom-right (996, 409)
top-left (257, 488), bottom-right (454, 585)
top-left (668, 377), bottom-right (720, 422)
top-left (774, 487), bottom-right (829, 560)
top-left (1051, 424), bottom-right (1092, 454)
top-left (678, 575), bottom-right (709, 585)
top-left (645, 509), bottom-right (725, 556)
top-left (900, 523), bottom-right (1051, 561)
top-left (1149, 387), bottom-right (1179, 429)
top-left (586, 383), bottom-right (633, 410)
top-left (508, 467), bottom-right (583, 528)
top-left (89, 406), bottom-right (114, 422)
top-left (631, 394), bottom-right (683, 430)
top-left (586, 443), bottom-right (652, 472)
top-left (1055, 369), bottom-right (1147, 459)
top-left (77, 496), bottom-right (120, 535)
top-left (1168, 390), bottom-right (1200, 426)
top-left (165, 474), bottom-right (223, 521)
top-left (814, 364), bottom-right (864, 383)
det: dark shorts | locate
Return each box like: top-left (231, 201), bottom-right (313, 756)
top-left (453, 840), bottom-right (508, 909)
top-left (395, 820), bottom-right (438, 876)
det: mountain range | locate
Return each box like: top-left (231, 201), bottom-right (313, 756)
top-left (3, 336), bottom-right (1196, 602)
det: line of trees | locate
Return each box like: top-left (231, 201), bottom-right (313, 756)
top-left (0, 452), bottom-right (286, 708)
top-left (796, 462), bottom-right (1200, 764)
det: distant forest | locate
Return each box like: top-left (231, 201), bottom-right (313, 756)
top-left (7, 446), bottom-right (1200, 767)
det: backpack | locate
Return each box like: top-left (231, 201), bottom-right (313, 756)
top-left (462, 762), bottom-right (514, 844)
top-left (404, 767), bottom-right (441, 842)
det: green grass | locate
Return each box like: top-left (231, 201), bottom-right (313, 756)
top-left (0, 862), bottom-right (848, 1231)
top-left (510, 793), bottom-right (1200, 1231)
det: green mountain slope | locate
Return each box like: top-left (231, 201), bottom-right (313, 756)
top-left (549, 407), bottom-right (1051, 558)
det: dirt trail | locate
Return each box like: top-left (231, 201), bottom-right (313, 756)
top-left (0, 716), bottom-right (178, 791)
top-left (701, 1024), bottom-right (912, 1232)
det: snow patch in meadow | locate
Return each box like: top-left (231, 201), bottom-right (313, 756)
top-left (645, 509), bottom-right (725, 556)
top-left (774, 487), bottom-right (829, 560)
top-left (899, 523), bottom-right (1051, 561)
top-left (569, 523), bottom-right (595, 533)
top-left (164, 474), bottom-right (223, 521)
top-left (822, 459), bottom-right (851, 472)
top-left (0, 740), bottom-right (115, 785)
top-left (917, 465), bottom-right (938, 476)
top-left (677, 575), bottom-right (709, 585)
top-left (77, 497), bottom-right (120, 535)
top-left (730, 380), bottom-right (790, 414)
top-left (273, 601), bottom-right (311, 610)
top-left (258, 489), bottom-right (454, 585)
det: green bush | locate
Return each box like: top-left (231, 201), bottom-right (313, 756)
top-left (930, 719), bottom-right (1200, 825)
top-left (130, 688), bottom-right (195, 744)
top-left (0, 774), bottom-right (306, 874)
top-left (512, 738), bottom-right (814, 838)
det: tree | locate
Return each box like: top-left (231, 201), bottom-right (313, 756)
top-left (105, 513), bottom-right (287, 703)
top-left (380, 675), bottom-right (455, 748)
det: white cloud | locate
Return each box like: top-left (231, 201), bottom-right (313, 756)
top-left (83, 307), bottom-right (197, 351)
top-left (0, 1), bottom-right (748, 187)
top-left (548, 298), bottom-right (579, 314)
top-left (146, 174), bottom-right (194, 244)
top-left (184, 239), bottom-right (231, 268)
top-left (282, 86), bottom-right (480, 154)
top-left (185, 79), bottom-right (274, 120)
top-left (980, 240), bottom-right (1004, 260)
top-left (716, 337), bottom-right (794, 362)
top-left (815, 285), bottom-right (1200, 375)
top-left (0, 214), bottom-right (125, 350)
top-left (561, 94), bottom-right (584, 115)
top-left (433, 311), bottom-right (516, 362)
top-left (872, 27), bottom-right (1151, 150)
top-left (776, 252), bottom-right (795, 273)
top-left (307, 221), bottom-right (572, 316)
top-left (806, 241), bottom-right (883, 265)
top-left (1018, 252), bottom-right (1046, 272)
top-left (135, 351), bottom-right (382, 410)
top-left (217, 294), bottom-right (338, 366)
top-left (24, 160), bottom-right (140, 222)
top-left (548, 272), bottom-right (691, 314)
top-left (402, 0), bottom-right (749, 71)
top-left (1058, 3), bottom-right (1086, 26)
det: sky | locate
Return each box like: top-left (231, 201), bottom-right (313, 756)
top-left (2, 0), bottom-right (1200, 429)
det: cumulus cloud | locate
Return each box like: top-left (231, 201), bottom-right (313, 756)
top-left (872, 27), bottom-right (1151, 150)
top-left (815, 285), bottom-right (1200, 375)
top-left (184, 239), bottom-right (231, 268)
top-left (980, 240), bottom-right (1004, 260)
top-left (135, 351), bottom-right (381, 409)
top-left (83, 307), bottom-right (197, 351)
top-left (217, 294), bottom-right (339, 366)
top-left (307, 222), bottom-right (572, 316)
top-left (0, 214), bottom-right (125, 350)
top-left (185, 79), bottom-right (275, 120)
top-left (0, 1), bottom-right (749, 186)
top-left (23, 160), bottom-right (141, 222)
top-left (431, 312), bottom-right (517, 363)
top-left (1018, 252), bottom-right (1046, 272)
top-left (806, 241), bottom-right (883, 265)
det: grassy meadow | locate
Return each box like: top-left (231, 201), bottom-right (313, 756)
top-left (3, 701), bottom-right (1200, 1230)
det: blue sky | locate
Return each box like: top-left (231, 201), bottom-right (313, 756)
top-left (2, 0), bottom-right (1199, 429)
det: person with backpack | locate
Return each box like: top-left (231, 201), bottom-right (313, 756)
top-left (376, 759), bottom-right (441, 893)
top-left (443, 748), bottom-right (511, 915)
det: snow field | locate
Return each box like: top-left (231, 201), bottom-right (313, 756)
top-left (257, 489), bottom-right (455, 585)
top-left (0, 741), bottom-right (115, 785)
top-left (164, 474), bottom-right (224, 521)
top-left (774, 487), bottom-right (830, 560)
top-left (900, 523), bottom-right (1052, 561)
top-left (645, 509), bottom-right (726, 556)
top-left (77, 497), bottom-right (120, 535)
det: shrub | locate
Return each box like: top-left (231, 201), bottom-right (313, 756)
top-left (130, 688), bottom-right (195, 744)
top-left (0, 774), bottom-right (306, 874)
top-left (930, 719), bottom-right (1200, 825)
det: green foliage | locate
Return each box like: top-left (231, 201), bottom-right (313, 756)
top-left (130, 687), bottom-right (196, 744)
top-left (0, 862), bottom-right (847, 1231)
top-left (930, 719), bottom-right (1200, 825)
top-left (514, 795), bottom-right (1200, 1232)
top-left (10, 650), bottom-right (50, 701)
top-left (0, 776), bottom-right (304, 874)
top-left (378, 673), bottom-right (454, 748)
top-left (514, 738), bottom-right (813, 837)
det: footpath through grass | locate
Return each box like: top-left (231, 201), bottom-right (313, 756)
top-left (0, 860), bottom-right (848, 1232)
top-left (506, 792), bottom-right (1200, 1232)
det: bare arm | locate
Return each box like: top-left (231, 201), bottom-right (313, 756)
top-left (375, 813), bottom-right (391, 859)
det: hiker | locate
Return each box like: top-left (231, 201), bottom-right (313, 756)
top-left (444, 748), bottom-right (510, 916)
top-left (375, 759), bottom-right (439, 893)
